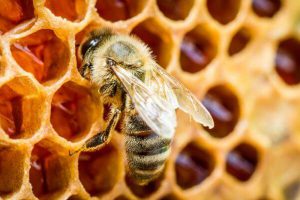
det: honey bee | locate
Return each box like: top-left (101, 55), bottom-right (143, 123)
top-left (71, 29), bottom-right (214, 185)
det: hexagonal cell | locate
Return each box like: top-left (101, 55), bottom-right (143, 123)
top-left (156, 0), bottom-right (194, 21)
top-left (131, 19), bottom-right (172, 68)
top-left (78, 144), bottom-right (120, 196)
top-left (96, 0), bottom-right (147, 22)
top-left (275, 37), bottom-right (300, 85)
top-left (11, 29), bottom-right (70, 85)
top-left (226, 143), bottom-right (259, 181)
top-left (51, 82), bottom-right (96, 142)
top-left (30, 143), bottom-right (72, 198)
top-left (228, 27), bottom-right (252, 56)
top-left (202, 85), bottom-right (240, 138)
top-left (125, 173), bottom-right (163, 198)
top-left (180, 25), bottom-right (218, 73)
top-left (252, 0), bottom-right (282, 18)
top-left (0, 147), bottom-right (25, 197)
top-left (175, 143), bottom-right (215, 189)
top-left (206, 0), bottom-right (241, 25)
top-left (67, 195), bottom-right (86, 200)
top-left (0, 0), bottom-right (34, 34)
top-left (0, 81), bottom-right (43, 139)
top-left (45, 0), bottom-right (87, 21)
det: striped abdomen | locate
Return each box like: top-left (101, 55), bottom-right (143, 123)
top-left (125, 114), bottom-right (172, 185)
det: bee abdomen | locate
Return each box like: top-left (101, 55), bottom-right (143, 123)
top-left (125, 131), bottom-right (171, 185)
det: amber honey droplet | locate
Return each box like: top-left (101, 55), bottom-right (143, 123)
top-left (252, 0), bottom-right (281, 18)
top-left (175, 143), bottom-right (214, 189)
top-left (202, 85), bottom-right (240, 138)
top-left (0, 0), bottom-right (34, 34)
top-left (275, 37), bottom-right (300, 85)
top-left (78, 145), bottom-right (119, 196)
top-left (180, 28), bottom-right (217, 73)
top-left (229, 28), bottom-right (251, 56)
top-left (226, 143), bottom-right (258, 181)
top-left (156, 0), bottom-right (194, 21)
top-left (51, 82), bottom-right (95, 141)
top-left (207, 0), bottom-right (241, 25)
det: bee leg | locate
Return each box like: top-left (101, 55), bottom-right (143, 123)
top-left (69, 109), bottom-right (121, 156)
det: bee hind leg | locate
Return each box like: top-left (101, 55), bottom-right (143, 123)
top-left (69, 109), bottom-right (121, 156)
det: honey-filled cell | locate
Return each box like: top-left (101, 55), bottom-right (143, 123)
top-left (180, 25), bottom-right (218, 73)
top-left (0, 0), bottom-right (34, 34)
top-left (275, 37), bottom-right (300, 85)
top-left (202, 85), bottom-right (240, 138)
top-left (228, 27), bottom-right (252, 56)
top-left (156, 0), bottom-right (194, 21)
top-left (206, 0), bottom-right (241, 25)
top-left (252, 0), bottom-right (282, 18)
top-left (96, 0), bottom-right (147, 22)
top-left (11, 29), bottom-right (70, 85)
top-left (175, 143), bottom-right (215, 189)
top-left (50, 82), bottom-right (96, 141)
top-left (226, 143), bottom-right (259, 181)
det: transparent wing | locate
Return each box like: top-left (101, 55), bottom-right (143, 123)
top-left (111, 65), bottom-right (176, 139)
top-left (145, 61), bottom-right (214, 129)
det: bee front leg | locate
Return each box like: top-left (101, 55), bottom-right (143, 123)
top-left (69, 109), bottom-right (121, 156)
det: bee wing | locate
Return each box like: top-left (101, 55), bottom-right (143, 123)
top-left (111, 65), bottom-right (176, 139)
top-left (146, 61), bottom-right (214, 129)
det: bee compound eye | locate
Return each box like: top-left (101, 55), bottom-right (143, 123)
top-left (106, 58), bottom-right (117, 66)
top-left (81, 38), bottom-right (100, 57)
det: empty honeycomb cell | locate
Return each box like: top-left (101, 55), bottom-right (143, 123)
top-left (284, 181), bottom-right (300, 200)
top-left (252, 0), bottom-right (282, 18)
top-left (226, 143), bottom-right (258, 181)
top-left (0, 0), bottom-right (34, 34)
top-left (206, 0), bottom-right (241, 25)
top-left (11, 29), bottom-right (70, 84)
top-left (202, 85), bottom-right (240, 138)
top-left (30, 143), bottom-right (72, 198)
top-left (228, 27), bottom-right (252, 56)
top-left (156, 0), bottom-right (194, 21)
top-left (131, 20), bottom-right (172, 68)
top-left (45, 0), bottom-right (87, 21)
top-left (51, 82), bottom-right (96, 142)
top-left (180, 25), bottom-right (218, 73)
top-left (275, 37), bottom-right (300, 85)
top-left (78, 145), bottom-right (120, 196)
top-left (0, 81), bottom-right (43, 139)
top-left (0, 147), bottom-right (25, 197)
top-left (125, 174), bottom-right (162, 198)
top-left (96, 0), bottom-right (146, 22)
top-left (175, 143), bottom-right (215, 189)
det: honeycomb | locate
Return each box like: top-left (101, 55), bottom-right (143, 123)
top-left (0, 0), bottom-right (300, 199)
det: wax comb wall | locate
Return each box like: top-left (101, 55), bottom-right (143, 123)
top-left (0, 0), bottom-right (300, 199)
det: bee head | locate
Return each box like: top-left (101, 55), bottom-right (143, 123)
top-left (80, 29), bottom-right (113, 57)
